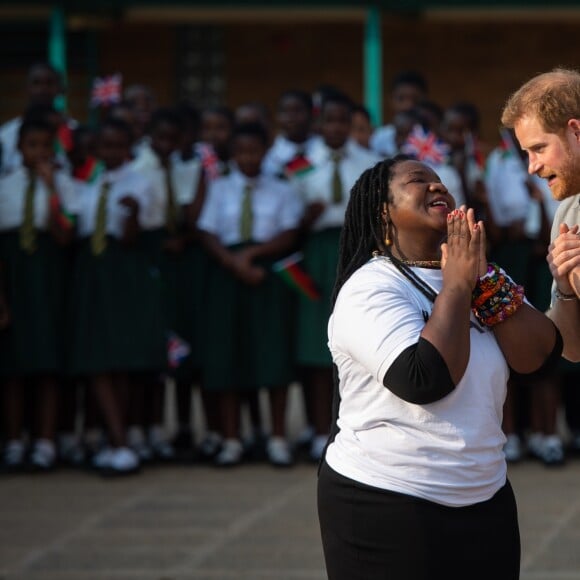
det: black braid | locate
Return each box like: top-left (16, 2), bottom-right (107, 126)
top-left (332, 155), bottom-right (411, 307)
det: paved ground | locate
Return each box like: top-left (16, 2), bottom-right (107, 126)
top-left (1, 458), bottom-right (580, 580)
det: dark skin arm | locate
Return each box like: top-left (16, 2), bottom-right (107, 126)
top-left (119, 196), bottom-right (140, 246)
top-left (198, 230), bottom-right (265, 286)
top-left (421, 208), bottom-right (482, 385)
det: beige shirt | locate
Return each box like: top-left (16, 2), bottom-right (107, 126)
top-left (550, 194), bottom-right (580, 304)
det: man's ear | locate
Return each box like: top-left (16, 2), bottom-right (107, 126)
top-left (567, 118), bottom-right (580, 143)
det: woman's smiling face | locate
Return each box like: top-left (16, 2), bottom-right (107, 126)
top-left (387, 160), bottom-right (455, 234)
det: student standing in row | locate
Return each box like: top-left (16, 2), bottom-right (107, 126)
top-left (198, 122), bottom-right (303, 467)
top-left (297, 93), bottom-right (380, 461)
top-left (0, 118), bottom-right (77, 471)
top-left (68, 118), bottom-right (165, 476)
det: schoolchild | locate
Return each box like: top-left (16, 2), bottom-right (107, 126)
top-left (197, 122), bottom-right (304, 467)
top-left (68, 118), bottom-right (165, 475)
top-left (262, 89), bottom-right (320, 179)
top-left (297, 93), bottom-right (380, 461)
top-left (0, 118), bottom-right (77, 471)
top-left (131, 107), bottom-right (204, 461)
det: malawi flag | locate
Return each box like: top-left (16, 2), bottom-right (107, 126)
top-left (272, 252), bottom-right (321, 301)
top-left (73, 156), bottom-right (104, 184)
top-left (49, 194), bottom-right (75, 231)
top-left (55, 123), bottom-right (73, 156)
top-left (284, 154), bottom-right (314, 180)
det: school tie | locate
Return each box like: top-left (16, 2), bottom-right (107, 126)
top-left (91, 180), bottom-right (112, 256)
top-left (164, 165), bottom-right (178, 234)
top-left (330, 150), bottom-right (344, 204)
top-left (240, 183), bottom-right (253, 242)
top-left (20, 170), bottom-right (37, 254)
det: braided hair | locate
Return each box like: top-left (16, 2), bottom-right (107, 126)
top-left (332, 154), bottom-right (440, 308)
top-left (332, 155), bottom-right (407, 306)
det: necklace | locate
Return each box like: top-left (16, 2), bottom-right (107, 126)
top-left (371, 251), bottom-right (441, 270)
top-left (400, 259), bottom-right (441, 269)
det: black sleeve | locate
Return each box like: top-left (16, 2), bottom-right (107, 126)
top-left (382, 337), bottom-right (456, 405)
top-left (510, 324), bottom-right (563, 380)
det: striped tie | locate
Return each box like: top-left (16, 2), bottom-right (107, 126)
top-left (20, 171), bottom-right (37, 254)
top-left (330, 150), bottom-right (343, 204)
top-left (91, 181), bottom-right (112, 256)
top-left (240, 183), bottom-right (253, 242)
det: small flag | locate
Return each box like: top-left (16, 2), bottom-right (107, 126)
top-left (49, 193), bottom-right (75, 231)
top-left (73, 156), bottom-right (104, 184)
top-left (90, 74), bottom-right (122, 107)
top-left (464, 132), bottom-right (485, 170)
top-left (284, 154), bottom-right (315, 180)
top-left (272, 252), bottom-right (321, 301)
top-left (167, 331), bottom-right (191, 369)
top-left (402, 125), bottom-right (450, 165)
top-left (196, 142), bottom-right (221, 181)
top-left (55, 123), bottom-right (73, 155)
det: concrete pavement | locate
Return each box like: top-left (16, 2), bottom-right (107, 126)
top-left (1, 459), bottom-right (580, 579)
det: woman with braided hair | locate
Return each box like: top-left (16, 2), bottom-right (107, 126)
top-left (317, 156), bottom-right (562, 580)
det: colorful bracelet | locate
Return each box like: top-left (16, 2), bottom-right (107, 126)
top-left (471, 263), bottom-right (525, 327)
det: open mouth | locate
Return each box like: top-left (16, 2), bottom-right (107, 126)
top-left (427, 198), bottom-right (451, 211)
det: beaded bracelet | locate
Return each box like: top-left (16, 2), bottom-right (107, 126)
top-left (471, 263), bottom-right (525, 327)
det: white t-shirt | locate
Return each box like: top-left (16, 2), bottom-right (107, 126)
top-left (326, 257), bottom-right (509, 507)
top-left (197, 169), bottom-right (304, 246)
top-left (0, 166), bottom-right (78, 231)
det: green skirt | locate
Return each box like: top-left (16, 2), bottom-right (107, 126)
top-left (0, 231), bottom-right (68, 376)
top-left (140, 230), bottom-right (208, 379)
top-left (296, 228), bottom-right (341, 367)
top-left (67, 236), bottom-right (166, 375)
top-left (202, 244), bottom-right (296, 392)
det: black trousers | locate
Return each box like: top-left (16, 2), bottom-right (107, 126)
top-left (318, 461), bottom-right (520, 580)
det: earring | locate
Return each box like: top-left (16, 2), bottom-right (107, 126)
top-left (385, 223), bottom-right (392, 246)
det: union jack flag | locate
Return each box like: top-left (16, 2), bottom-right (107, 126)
top-left (167, 331), bottom-right (191, 369)
top-left (90, 74), bottom-right (122, 107)
top-left (402, 125), bottom-right (450, 165)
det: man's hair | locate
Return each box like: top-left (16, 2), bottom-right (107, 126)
top-left (501, 68), bottom-right (580, 133)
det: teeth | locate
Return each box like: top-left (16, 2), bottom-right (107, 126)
top-left (431, 201), bottom-right (447, 207)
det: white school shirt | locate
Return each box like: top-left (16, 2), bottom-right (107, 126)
top-left (128, 144), bottom-right (202, 230)
top-left (262, 134), bottom-right (322, 177)
top-left (326, 257), bottom-right (509, 507)
top-left (0, 116), bottom-right (77, 174)
top-left (197, 168), bottom-right (303, 246)
top-left (299, 139), bottom-right (381, 231)
top-left (0, 165), bottom-right (79, 231)
top-left (369, 123), bottom-right (397, 158)
top-left (76, 163), bottom-right (152, 239)
top-left (485, 148), bottom-right (532, 227)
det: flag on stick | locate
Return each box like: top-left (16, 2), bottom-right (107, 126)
top-left (91, 74), bottom-right (122, 107)
top-left (402, 125), bottom-right (450, 165)
top-left (73, 157), bottom-right (104, 184)
top-left (272, 252), bottom-right (321, 301)
top-left (284, 154), bottom-right (315, 180)
top-left (167, 331), bottom-right (191, 369)
top-left (49, 194), bottom-right (75, 231)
